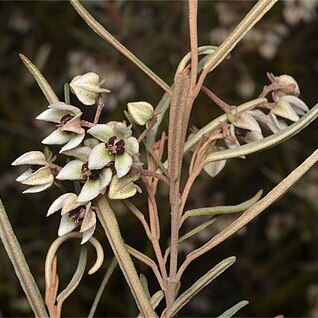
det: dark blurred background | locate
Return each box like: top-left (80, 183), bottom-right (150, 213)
top-left (0, 1), bottom-right (318, 317)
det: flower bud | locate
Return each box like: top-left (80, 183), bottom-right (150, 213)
top-left (70, 72), bottom-right (110, 106)
top-left (275, 74), bottom-right (300, 96)
top-left (127, 101), bottom-right (154, 126)
top-left (108, 175), bottom-right (141, 200)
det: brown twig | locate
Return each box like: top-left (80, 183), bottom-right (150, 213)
top-left (202, 86), bottom-right (231, 113)
top-left (94, 94), bottom-right (105, 124)
top-left (138, 114), bottom-right (158, 143)
top-left (132, 166), bottom-right (169, 185)
top-left (177, 148), bottom-right (318, 280)
top-left (188, 0), bottom-right (199, 90)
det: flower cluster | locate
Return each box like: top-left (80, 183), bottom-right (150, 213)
top-left (226, 74), bottom-right (309, 149)
top-left (13, 72), bottom-right (152, 243)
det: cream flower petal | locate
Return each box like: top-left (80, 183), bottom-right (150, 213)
top-left (36, 108), bottom-right (68, 123)
top-left (125, 137), bottom-right (139, 155)
top-left (88, 143), bottom-right (113, 170)
top-left (272, 99), bottom-right (299, 122)
top-left (203, 159), bottom-right (226, 178)
top-left (60, 133), bottom-right (85, 153)
top-left (58, 214), bottom-right (79, 237)
top-left (87, 124), bottom-right (115, 143)
top-left (108, 176), bottom-right (139, 200)
top-left (47, 193), bottom-right (76, 216)
top-left (23, 182), bottom-right (52, 194)
top-left (77, 179), bottom-right (101, 202)
top-left (115, 152), bottom-right (132, 178)
top-left (12, 151), bottom-right (47, 166)
top-left (99, 167), bottom-right (112, 191)
top-left (56, 159), bottom-right (84, 180)
top-left (81, 225), bottom-right (96, 244)
top-left (235, 112), bottom-right (262, 133)
top-left (49, 102), bottom-right (82, 115)
top-left (42, 129), bottom-right (72, 145)
top-left (60, 194), bottom-right (81, 215)
top-left (80, 209), bottom-right (96, 233)
top-left (21, 166), bottom-right (54, 186)
top-left (283, 95), bottom-right (309, 115)
top-left (244, 131), bottom-right (264, 143)
top-left (62, 147), bottom-right (92, 162)
top-left (16, 170), bottom-right (33, 182)
top-left (225, 125), bottom-right (241, 149)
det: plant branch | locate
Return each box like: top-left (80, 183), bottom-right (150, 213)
top-left (69, 0), bottom-right (172, 95)
top-left (88, 258), bottom-right (118, 318)
top-left (195, 0), bottom-right (278, 96)
top-left (177, 148), bottom-right (318, 280)
top-left (0, 199), bottom-right (48, 317)
top-left (188, 0), bottom-right (199, 90)
top-left (95, 195), bottom-right (156, 317)
top-left (201, 86), bottom-right (231, 113)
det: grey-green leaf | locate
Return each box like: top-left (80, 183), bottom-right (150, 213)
top-left (183, 189), bottom-right (263, 221)
top-left (166, 256), bottom-right (236, 318)
top-left (19, 53), bottom-right (59, 104)
top-left (217, 300), bottom-right (249, 318)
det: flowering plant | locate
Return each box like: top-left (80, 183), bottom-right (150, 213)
top-left (1, 1), bottom-right (318, 318)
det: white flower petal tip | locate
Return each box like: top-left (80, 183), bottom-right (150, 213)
top-left (108, 176), bottom-right (140, 200)
top-left (47, 193), bottom-right (76, 216)
top-left (77, 179), bottom-right (101, 202)
top-left (59, 132), bottom-right (85, 153)
top-left (56, 159), bottom-right (84, 181)
top-left (88, 143), bottom-right (113, 170)
top-left (115, 152), bottom-right (132, 178)
top-left (12, 151), bottom-right (47, 166)
top-left (273, 99), bottom-right (299, 122)
top-left (81, 225), bottom-right (96, 244)
top-left (20, 166), bottom-right (54, 186)
top-left (235, 112), bottom-right (262, 133)
top-left (70, 72), bottom-right (110, 106)
top-left (203, 146), bottom-right (227, 177)
top-left (22, 182), bottom-right (52, 194)
top-left (127, 101), bottom-right (154, 125)
top-left (58, 214), bottom-right (79, 237)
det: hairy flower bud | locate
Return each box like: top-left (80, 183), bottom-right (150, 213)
top-left (127, 101), bottom-right (154, 125)
top-left (70, 72), bottom-right (110, 106)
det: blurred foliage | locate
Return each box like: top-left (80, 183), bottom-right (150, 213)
top-left (0, 1), bottom-right (318, 317)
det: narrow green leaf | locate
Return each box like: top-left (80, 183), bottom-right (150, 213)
top-left (57, 246), bottom-right (88, 304)
top-left (19, 53), bottom-right (59, 104)
top-left (88, 258), bottom-right (117, 318)
top-left (204, 103), bottom-right (318, 164)
top-left (96, 196), bottom-right (156, 317)
top-left (166, 257), bottom-right (236, 317)
top-left (183, 190), bottom-right (263, 221)
top-left (217, 300), bottom-right (249, 318)
top-left (140, 274), bottom-right (151, 299)
top-left (179, 218), bottom-right (217, 242)
top-left (0, 199), bottom-right (48, 317)
top-left (137, 290), bottom-right (164, 318)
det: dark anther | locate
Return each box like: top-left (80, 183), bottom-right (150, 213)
top-left (234, 127), bottom-right (250, 138)
top-left (69, 206), bottom-right (86, 222)
top-left (106, 135), bottom-right (125, 155)
top-left (82, 163), bottom-right (100, 180)
top-left (60, 114), bottom-right (74, 126)
top-left (30, 165), bottom-right (42, 173)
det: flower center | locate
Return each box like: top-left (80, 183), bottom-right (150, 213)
top-left (106, 136), bottom-right (125, 155)
top-left (82, 163), bottom-right (100, 180)
top-left (30, 165), bottom-right (42, 173)
top-left (60, 114), bottom-right (74, 126)
top-left (69, 206), bottom-right (86, 222)
top-left (234, 127), bottom-right (250, 138)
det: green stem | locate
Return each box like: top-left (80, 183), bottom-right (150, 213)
top-left (0, 199), bottom-right (48, 317)
top-left (95, 195), bottom-right (156, 317)
top-left (88, 258), bottom-right (118, 318)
